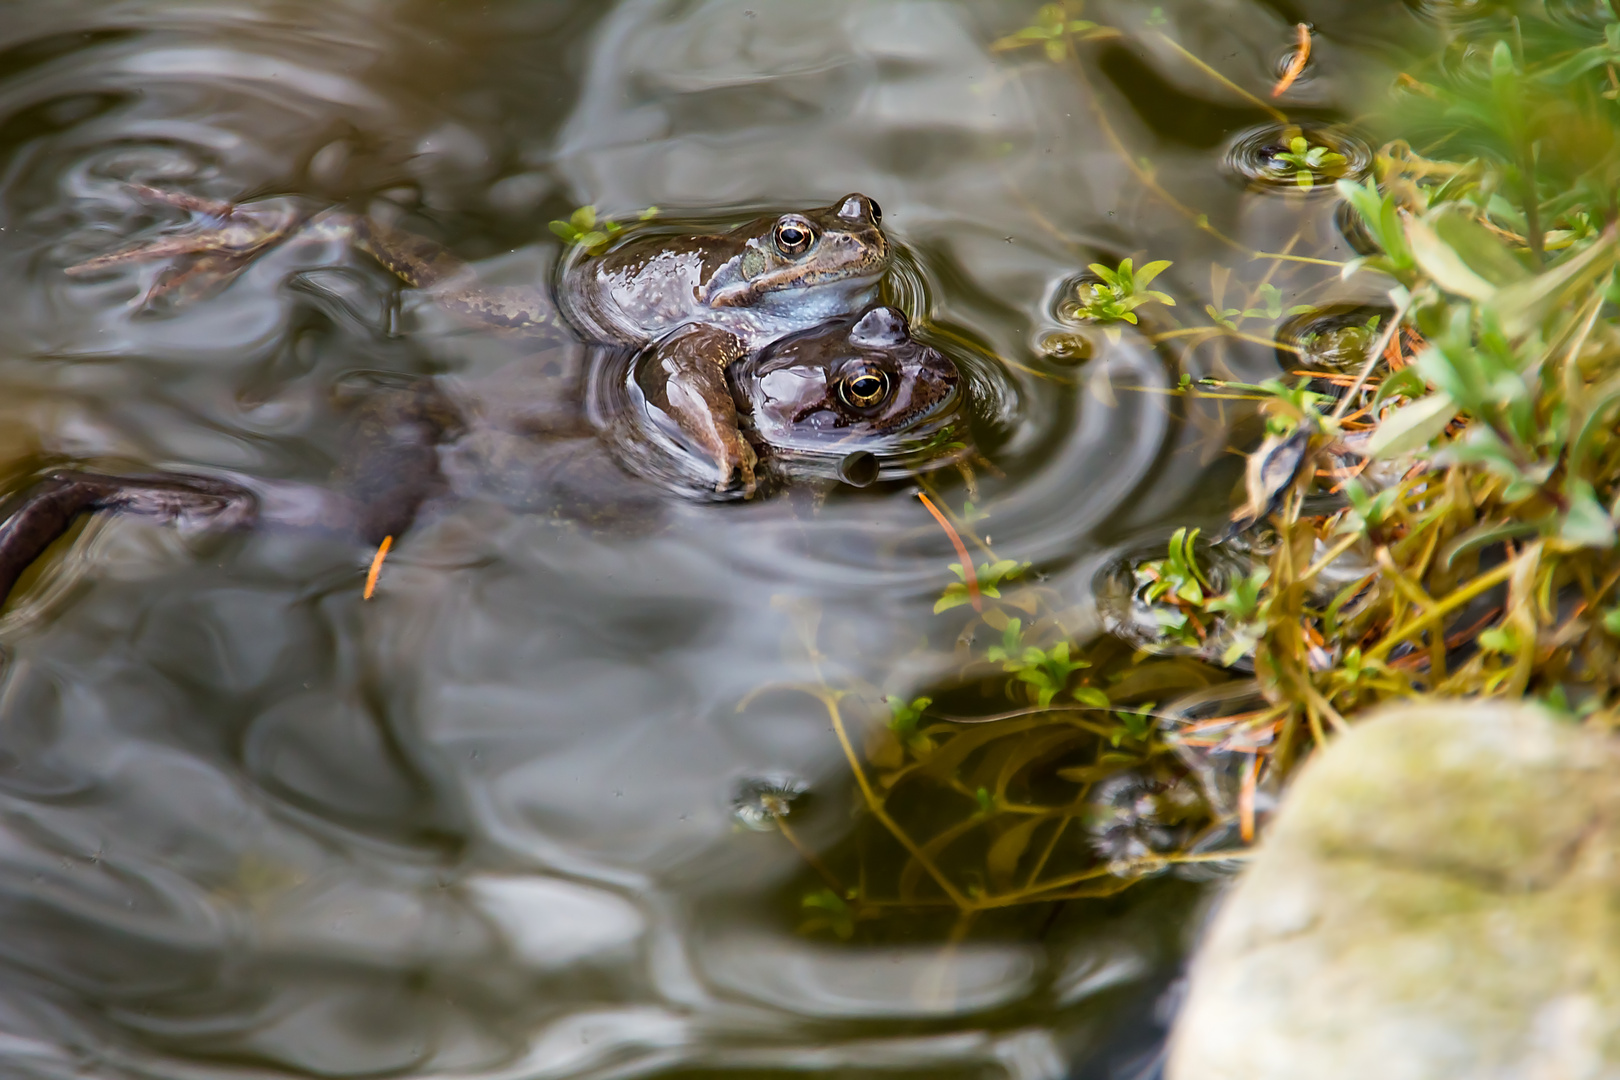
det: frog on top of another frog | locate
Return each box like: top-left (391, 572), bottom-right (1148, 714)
top-left (0, 186), bottom-right (964, 606)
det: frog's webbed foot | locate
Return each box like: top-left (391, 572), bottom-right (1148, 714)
top-left (635, 323), bottom-right (757, 497)
top-left (65, 185), bottom-right (305, 308)
top-left (0, 472), bottom-right (256, 607)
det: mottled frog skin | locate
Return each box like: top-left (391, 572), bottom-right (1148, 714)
top-left (558, 194), bottom-right (888, 349)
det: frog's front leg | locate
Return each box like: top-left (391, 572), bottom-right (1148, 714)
top-left (356, 218), bottom-right (553, 334)
top-left (635, 323), bottom-right (757, 496)
top-left (0, 473), bottom-right (255, 607)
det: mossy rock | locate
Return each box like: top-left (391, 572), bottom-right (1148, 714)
top-left (1167, 702), bottom-right (1620, 1080)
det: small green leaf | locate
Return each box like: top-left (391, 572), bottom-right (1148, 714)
top-left (1561, 479), bottom-right (1616, 548)
top-left (1405, 216), bottom-right (1499, 301)
top-left (1073, 686), bottom-right (1110, 708)
top-left (1367, 392), bottom-right (1457, 459)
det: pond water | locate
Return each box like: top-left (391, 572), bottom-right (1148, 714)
top-left (0, 2), bottom-right (1415, 1078)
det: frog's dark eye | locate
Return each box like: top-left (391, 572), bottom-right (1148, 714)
top-left (869, 199), bottom-right (882, 224)
top-left (839, 367), bottom-right (891, 409)
top-left (774, 218), bottom-right (814, 256)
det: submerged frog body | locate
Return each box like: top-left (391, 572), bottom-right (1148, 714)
top-left (3, 189), bottom-right (966, 608)
top-left (67, 188), bottom-right (891, 494)
top-left (0, 303), bottom-right (967, 607)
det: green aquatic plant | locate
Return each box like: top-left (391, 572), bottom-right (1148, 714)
top-left (548, 204), bottom-right (658, 253)
top-left (1205, 283), bottom-right (1316, 329)
top-left (990, 2), bottom-right (1116, 62)
top-left (1064, 257), bottom-right (1176, 341)
top-left (934, 557), bottom-right (1028, 613)
top-left (985, 619), bottom-right (1093, 707)
top-left (1271, 135), bottom-right (1347, 190)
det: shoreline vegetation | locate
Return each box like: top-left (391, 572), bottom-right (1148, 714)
top-left (755, 0), bottom-right (1620, 939)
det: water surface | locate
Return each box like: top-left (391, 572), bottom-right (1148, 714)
top-left (0, 2), bottom-right (1408, 1077)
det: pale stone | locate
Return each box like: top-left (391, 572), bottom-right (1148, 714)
top-left (1166, 702), bottom-right (1620, 1080)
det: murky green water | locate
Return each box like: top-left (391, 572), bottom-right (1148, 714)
top-left (0, 2), bottom-right (1416, 1077)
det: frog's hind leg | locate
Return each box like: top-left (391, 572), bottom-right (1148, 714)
top-left (0, 472), bottom-right (255, 607)
top-left (635, 323), bottom-right (757, 497)
top-left (355, 218), bottom-right (554, 334)
top-left (65, 185), bottom-right (307, 308)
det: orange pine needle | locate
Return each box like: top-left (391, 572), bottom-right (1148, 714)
top-left (363, 535), bottom-right (393, 600)
top-left (1271, 23), bottom-right (1311, 98)
top-left (917, 492), bottom-right (982, 612)
top-left (1240, 752), bottom-right (1261, 842)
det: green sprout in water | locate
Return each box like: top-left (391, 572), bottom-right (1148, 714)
top-left (986, 618), bottom-right (1093, 707)
top-left (1206, 282), bottom-right (1314, 329)
top-left (800, 888), bottom-right (856, 939)
top-left (1271, 135), bottom-right (1348, 190)
top-left (1065, 258), bottom-right (1176, 342)
top-left (549, 204), bottom-right (658, 254)
top-left (885, 694), bottom-right (935, 759)
top-left (935, 558), bottom-right (1029, 613)
top-left (990, 3), bottom-right (1114, 63)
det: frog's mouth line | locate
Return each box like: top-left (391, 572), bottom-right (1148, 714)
top-left (705, 262), bottom-right (888, 308)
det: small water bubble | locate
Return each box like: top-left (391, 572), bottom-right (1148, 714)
top-left (731, 775), bottom-right (808, 831)
top-left (1278, 305), bottom-right (1394, 377)
top-left (1038, 331), bottom-right (1093, 364)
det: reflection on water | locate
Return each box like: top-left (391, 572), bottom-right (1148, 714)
top-left (0, 0), bottom-right (1407, 1077)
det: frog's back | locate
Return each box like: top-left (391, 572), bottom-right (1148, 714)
top-left (558, 231), bottom-right (736, 346)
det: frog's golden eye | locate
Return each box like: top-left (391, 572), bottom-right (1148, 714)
top-left (774, 218), bottom-right (815, 256)
top-left (839, 367), bottom-right (891, 409)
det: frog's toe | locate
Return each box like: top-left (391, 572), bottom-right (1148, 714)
top-left (712, 438), bottom-right (757, 498)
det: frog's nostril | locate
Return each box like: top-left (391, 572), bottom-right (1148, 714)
top-left (838, 451), bottom-right (880, 487)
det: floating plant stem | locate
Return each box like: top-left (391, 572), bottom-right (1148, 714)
top-left (1151, 32), bottom-right (1288, 122)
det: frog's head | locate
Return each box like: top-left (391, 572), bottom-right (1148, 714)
top-left (735, 305), bottom-right (966, 484)
top-left (704, 194), bottom-right (890, 313)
